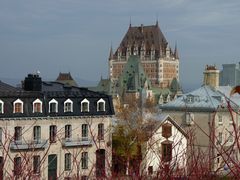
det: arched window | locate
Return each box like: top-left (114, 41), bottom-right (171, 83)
top-left (64, 99), bottom-right (73, 113)
top-left (81, 99), bottom-right (89, 112)
top-left (49, 99), bottom-right (58, 113)
top-left (13, 99), bottom-right (23, 113)
top-left (0, 100), bottom-right (3, 114)
top-left (33, 99), bottom-right (42, 113)
top-left (97, 99), bottom-right (105, 112)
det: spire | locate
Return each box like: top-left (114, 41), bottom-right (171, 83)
top-left (129, 16), bottom-right (132, 28)
top-left (156, 13), bottom-right (159, 27)
top-left (156, 19), bottom-right (159, 27)
top-left (174, 42), bottom-right (179, 59)
top-left (109, 43), bottom-right (113, 60)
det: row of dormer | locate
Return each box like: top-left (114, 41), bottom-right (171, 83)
top-left (0, 98), bottom-right (106, 114)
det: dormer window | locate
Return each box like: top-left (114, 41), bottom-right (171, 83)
top-left (186, 95), bottom-right (194, 103)
top-left (81, 99), bottom-right (89, 112)
top-left (33, 99), bottom-right (42, 113)
top-left (0, 100), bottom-right (4, 114)
top-left (49, 99), bottom-right (58, 113)
top-left (97, 99), bottom-right (105, 112)
top-left (158, 95), bottom-right (163, 105)
top-left (13, 99), bottom-right (23, 113)
top-left (64, 99), bottom-right (73, 113)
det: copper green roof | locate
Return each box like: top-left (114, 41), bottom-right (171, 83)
top-left (118, 55), bottom-right (151, 95)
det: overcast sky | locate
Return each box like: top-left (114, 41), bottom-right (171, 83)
top-left (0, 0), bottom-right (240, 90)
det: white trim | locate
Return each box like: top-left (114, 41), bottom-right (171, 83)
top-left (64, 99), bottom-right (73, 112)
top-left (81, 98), bottom-right (89, 112)
top-left (97, 98), bottom-right (105, 112)
top-left (0, 99), bottom-right (4, 114)
top-left (13, 99), bottom-right (23, 113)
top-left (49, 99), bottom-right (58, 113)
top-left (33, 99), bottom-right (42, 113)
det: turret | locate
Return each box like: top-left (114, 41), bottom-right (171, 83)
top-left (109, 45), bottom-right (113, 61)
top-left (174, 43), bottom-right (179, 59)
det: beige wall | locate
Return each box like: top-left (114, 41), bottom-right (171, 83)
top-left (0, 116), bottom-right (112, 179)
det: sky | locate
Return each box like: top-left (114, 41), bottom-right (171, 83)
top-left (0, 0), bottom-right (240, 91)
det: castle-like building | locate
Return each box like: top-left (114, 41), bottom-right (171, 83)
top-left (109, 21), bottom-right (179, 89)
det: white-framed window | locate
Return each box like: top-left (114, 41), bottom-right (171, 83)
top-left (13, 99), bottom-right (23, 113)
top-left (186, 95), bottom-right (194, 103)
top-left (186, 112), bottom-right (194, 125)
top-left (0, 100), bottom-right (4, 114)
top-left (218, 114), bottom-right (223, 125)
top-left (97, 98), bottom-right (105, 112)
top-left (81, 99), bottom-right (89, 112)
top-left (33, 99), bottom-right (42, 113)
top-left (218, 132), bottom-right (223, 144)
top-left (64, 99), bottom-right (73, 112)
top-left (49, 99), bottom-right (58, 113)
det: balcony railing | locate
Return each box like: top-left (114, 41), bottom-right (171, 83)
top-left (10, 139), bottom-right (48, 150)
top-left (62, 137), bottom-right (93, 147)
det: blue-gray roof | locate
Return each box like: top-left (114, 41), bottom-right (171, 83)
top-left (160, 86), bottom-right (239, 112)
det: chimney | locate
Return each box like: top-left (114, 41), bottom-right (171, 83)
top-left (23, 73), bottom-right (42, 91)
top-left (203, 65), bottom-right (219, 88)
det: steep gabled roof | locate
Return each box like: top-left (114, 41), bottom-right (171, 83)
top-left (118, 23), bottom-right (167, 51)
top-left (144, 113), bottom-right (188, 139)
top-left (118, 55), bottom-right (151, 94)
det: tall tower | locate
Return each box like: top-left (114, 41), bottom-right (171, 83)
top-left (108, 22), bottom-right (179, 89)
top-left (203, 65), bottom-right (219, 88)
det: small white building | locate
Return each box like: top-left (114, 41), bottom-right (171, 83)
top-left (141, 114), bottom-right (188, 176)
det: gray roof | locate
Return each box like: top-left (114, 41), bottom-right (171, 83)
top-left (0, 81), bottom-right (18, 92)
top-left (160, 86), bottom-right (239, 112)
top-left (0, 80), bottom-right (115, 118)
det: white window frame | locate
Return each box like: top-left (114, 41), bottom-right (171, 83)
top-left (97, 98), bottom-right (105, 112)
top-left (33, 99), bottom-right (42, 113)
top-left (218, 132), bottom-right (223, 144)
top-left (64, 99), bottom-right (73, 112)
top-left (0, 100), bottom-right (4, 114)
top-left (218, 114), bottom-right (223, 125)
top-left (49, 99), bottom-right (58, 113)
top-left (81, 98), bottom-right (89, 112)
top-left (186, 112), bottom-right (194, 125)
top-left (13, 99), bottom-right (24, 113)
